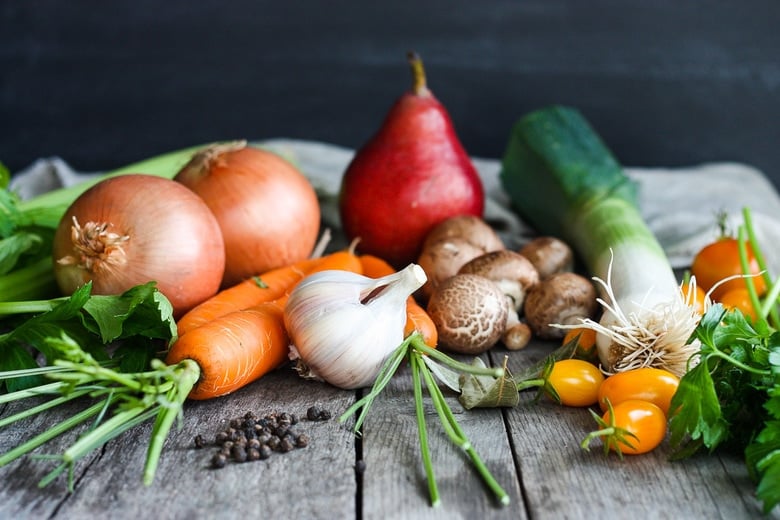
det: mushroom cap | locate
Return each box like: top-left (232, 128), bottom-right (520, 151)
top-left (423, 215), bottom-right (504, 252)
top-left (519, 236), bottom-right (574, 279)
top-left (417, 216), bottom-right (505, 300)
top-left (426, 273), bottom-right (508, 354)
top-left (458, 250), bottom-right (540, 310)
top-left (524, 272), bottom-right (598, 340)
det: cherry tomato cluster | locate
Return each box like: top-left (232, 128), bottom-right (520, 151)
top-left (545, 351), bottom-right (679, 457)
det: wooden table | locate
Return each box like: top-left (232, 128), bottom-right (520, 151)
top-left (1, 339), bottom-right (775, 520)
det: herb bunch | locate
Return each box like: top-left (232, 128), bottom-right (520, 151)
top-left (668, 208), bottom-right (780, 513)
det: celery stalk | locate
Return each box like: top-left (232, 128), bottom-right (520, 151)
top-left (17, 143), bottom-right (205, 217)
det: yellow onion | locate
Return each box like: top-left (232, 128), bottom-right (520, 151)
top-left (174, 141), bottom-right (321, 287)
top-left (52, 174), bottom-right (225, 317)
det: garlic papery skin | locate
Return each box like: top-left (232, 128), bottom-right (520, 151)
top-left (284, 263), bottom-right (427, 389)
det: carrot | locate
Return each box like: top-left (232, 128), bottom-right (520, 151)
top-left (360, 254), bottom-right (438, 347)
top-left (167, 247), bottom-right (364, 399)
top-left (177, 246), bottom-right (363, 335)
top-left (165, 299), bottom-right (289, 400)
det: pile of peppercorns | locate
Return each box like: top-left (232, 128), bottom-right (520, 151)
top-left (194, 406), bottom-right (331, 469)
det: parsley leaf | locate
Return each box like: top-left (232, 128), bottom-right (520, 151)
top-left (0, 282), bottom-right (177, 391)
top-left (668, 303), bottom-right (780, 511)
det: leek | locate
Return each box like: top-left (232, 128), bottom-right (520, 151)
top-left (500, 106), bottom-right (700, 376)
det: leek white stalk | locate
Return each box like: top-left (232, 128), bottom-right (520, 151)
top-left (566, 198), bottom-right (701, 376)
top-left (283, 263), bottom-right (427, 389)
top-left (500, 105), bottom-right (701, 377)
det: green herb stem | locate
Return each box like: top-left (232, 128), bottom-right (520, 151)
top-left (339, 339), bottom-right (409, 430)
top-left (0, 296), bottom-right (60, 316)
top-left (760, 279), bottom-right (780, 324)
top-left (0, 388), bottom-right (91, 428)
top-left (61, 406), bottom-right (150, 465)
top-left (339, 332), bottom-right (510, 507)
top-left (417, 354), bottom-right (510, 506)
top-left (516, 378), bottom-right (545, 392)
top-left (737, 225), bottom-right (768, 329)
top-left (412, 337), bottom-right (504, 378)
top-left (0, 396), bottom-right (114, 467)
top-left (741, 207), bottom-right (780, 328)
top-left (0, 365), bottom-right (74, 379)
top-left (417, 352), bottom-right (469, 449)
top-left (409, 352), bottom-right (440, 507)
top-left (0, 381), bottom-right (67, 403)
top-left (143, 359), bottom-right (200, 485)
top-left (708, 349), bottom-right (772, 377)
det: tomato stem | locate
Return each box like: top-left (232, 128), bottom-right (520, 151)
top-left (580, 400), bottom-right (639, 459)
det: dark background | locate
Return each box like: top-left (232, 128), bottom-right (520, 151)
top-left (2, 1), bottom-right (779, 186)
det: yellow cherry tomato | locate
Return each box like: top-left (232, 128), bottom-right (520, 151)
top-left (718, 287), bottom-right (758, 321)
top-left (562, 327), bottom-right (598, 361)
top-left (547, 359), bottom-right (605, 407)
top-left (598, 367), bottom-right (680, 415)
top-left (600, 399), bottom-right (667, 455)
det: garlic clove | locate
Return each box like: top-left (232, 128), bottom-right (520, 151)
top-left (284, 264), bottom-right (427, 389)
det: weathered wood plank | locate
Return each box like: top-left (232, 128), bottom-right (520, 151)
top-left (358, 358), bottom-right (525, 519)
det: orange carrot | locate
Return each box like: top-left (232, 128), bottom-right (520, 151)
top-left (165, 299), bottom-right (289, 400)
top-left (166, 248), bottom-right (364, 399)
top-left (177, 246), bottom-right (363, 335)
top-left (360, 254), bottom-right (438, 347)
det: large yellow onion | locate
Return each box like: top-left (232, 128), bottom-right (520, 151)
top-left (52, 174), bottom-right (225, 317)
top-left (174, 141), bottom-right (321, 287)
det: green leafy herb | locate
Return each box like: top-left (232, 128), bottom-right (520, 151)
top-left (669, 284), bottom-right (780, 512)
top-left (0, 281), bottom-right (177, 391)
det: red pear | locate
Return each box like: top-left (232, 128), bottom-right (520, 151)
top-left (338, 51), bottom-right (485, 267)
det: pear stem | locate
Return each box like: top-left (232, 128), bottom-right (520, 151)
top-left (407, 51), bottom-right (431, 97)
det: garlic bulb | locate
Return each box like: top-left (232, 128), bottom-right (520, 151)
top-left (284, 263), bottom-right (427, 389)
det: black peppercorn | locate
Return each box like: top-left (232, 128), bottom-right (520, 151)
top-left (231, 444), bottom-right (248, 463)
top-left (211, 453), bottom-right (227, 469)
top-left (306, 406), bottom-right (321, 421)
top-left (193, 434), bottom-right (206, 449)
top-left (296, 433), bottom-right (310, 448)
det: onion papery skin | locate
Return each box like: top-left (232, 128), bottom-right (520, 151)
top-left (174, 142), bottom-right (321, 287)
top-left (52, 174), bottom-right (226, 317)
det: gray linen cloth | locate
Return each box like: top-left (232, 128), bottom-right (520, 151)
top-left (11, 138), bottom-right (780, 275)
